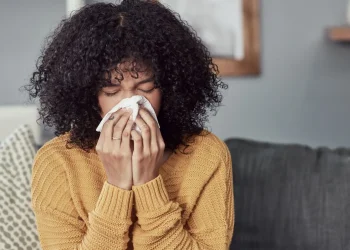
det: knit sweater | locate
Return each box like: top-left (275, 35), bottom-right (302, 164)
top-left (31, 131), bottom-right (234, 250)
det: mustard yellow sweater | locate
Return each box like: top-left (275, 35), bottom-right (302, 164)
top-left (31, 131), bottom-right (234, 250)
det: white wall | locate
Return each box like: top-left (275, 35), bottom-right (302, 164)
top-left (2, 0), bottom-right (350, 148)
top-left (209, 0), bottom-right (350, 148)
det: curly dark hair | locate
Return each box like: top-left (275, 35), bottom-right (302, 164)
top-left (25, 0), bottom-right (227, 152)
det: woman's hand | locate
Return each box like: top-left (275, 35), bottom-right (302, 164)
top-left (96, 108), bottom-right (134, 190)
top-left (131, 108), bottom-right (165, 186)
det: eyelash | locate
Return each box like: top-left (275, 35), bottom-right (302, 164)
top-left (104, 92), bottom-right (118, 97)
top-left (103, 88), bottom-right (156, 96)
top-left (141, 87), bottom-right (156, 93)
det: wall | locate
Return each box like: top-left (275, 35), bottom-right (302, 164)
top-left (2, 0), bottom-right (350, 148)
top-left (0, 0), bottom-right (65, 105)
top-left (209, 0), bottom-right (350, 148)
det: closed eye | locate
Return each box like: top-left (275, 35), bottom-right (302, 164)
top-left (138, 87), bottom-right (156, 93)
top-left (102, 90), bottom-right (119, 96)
top-left (101, 85), bottom-right (120, 96)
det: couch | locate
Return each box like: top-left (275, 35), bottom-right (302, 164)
top-left (226, 138), bottom-right (350, 250)
top-left (2, 113), bottom-right (349, 249)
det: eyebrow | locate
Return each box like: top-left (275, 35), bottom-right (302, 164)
top-left (103, 75), bottom-right (155, 87)
top-left (136, 75), bottom-right (155, 85)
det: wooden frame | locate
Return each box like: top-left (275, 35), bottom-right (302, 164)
top-left (69, 0), bottom-right (261, 76)
top-left (327, 26), bottom-right (350, 42)
top-left (158, 0), bottom-right (261, 77)
top-left (213, 0), bottom-right (261, 76)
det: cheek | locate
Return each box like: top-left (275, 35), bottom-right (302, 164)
top-left (98, 94), bottom-right (122, 118)
top-left (147, 91), bottom-right (162, 115)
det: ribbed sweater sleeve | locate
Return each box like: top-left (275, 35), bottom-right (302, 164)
top-left (31, 146), bottom-right (134, 250)
top-left (131, 143), bottom-right (234, 250)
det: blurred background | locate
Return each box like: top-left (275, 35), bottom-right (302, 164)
top-left (1, 0), bottom-right (350, 147)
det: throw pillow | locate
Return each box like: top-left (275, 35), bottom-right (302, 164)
top-left (0, 124), bottom-right (39, 250)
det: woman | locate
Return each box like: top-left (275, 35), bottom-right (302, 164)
top-left (26, 0), bottom-right (234, 249)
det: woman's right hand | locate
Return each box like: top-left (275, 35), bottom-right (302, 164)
top-left (96, 108), bottom-right (134, 190)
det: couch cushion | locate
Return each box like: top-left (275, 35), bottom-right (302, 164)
top-left (0, 125), bottom-right (39, 250)
top-left (226, 138), bottom-right (350, 250)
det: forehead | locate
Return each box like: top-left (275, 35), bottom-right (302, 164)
top-left (121, 59), bottom-right (152, 74)
top-left (108, 59), bottom-right (153, 81)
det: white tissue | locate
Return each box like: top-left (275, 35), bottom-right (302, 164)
top-left (96, 95), bottom-right (159, 132)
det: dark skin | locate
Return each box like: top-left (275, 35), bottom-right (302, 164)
top-left (95, 62), bottom-right (171, 190)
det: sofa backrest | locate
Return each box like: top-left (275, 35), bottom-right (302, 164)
top-left (225, 138), bottom-right (350, 250)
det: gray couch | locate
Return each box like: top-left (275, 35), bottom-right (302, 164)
top-left (226, 138), bottom-right (350, 250)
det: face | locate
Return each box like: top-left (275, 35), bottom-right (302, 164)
top-left (97, 62), bottom-right (162, 118)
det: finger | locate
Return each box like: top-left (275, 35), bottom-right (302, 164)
top-left (139, 108), bottom-right (158, 150)
top-left (96, 133), bottom-right (103, 153)
top-left (120, 116), bottom-right (134, 151)
top-left (112, 110), bottom-right (132, 146)
top-left (157, 135), bottom-right (166, 153)
top-left (100, 108), bottom-right (128, 151)
top-left (101, 108), bottom-right (128, 142)
top-left (131, 130), bottom-right (142, 156)
top-left (134, 115), bottom-right (151, 154)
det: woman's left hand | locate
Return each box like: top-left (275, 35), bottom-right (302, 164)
top-left (131, 108), bottom-right (165, 186)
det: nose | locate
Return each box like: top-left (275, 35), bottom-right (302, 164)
top-left (120, 89), bottom-right (138, 100)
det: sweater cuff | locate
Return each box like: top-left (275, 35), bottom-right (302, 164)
top-left (132, 175), bottom-right (169, 212)
top-left (94, 181), bottom-right (134, 219)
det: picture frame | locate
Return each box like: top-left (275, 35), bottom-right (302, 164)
top-left (67, 0), bottom-right (261, 76)
top-left (159, 0), bottom-right (261, 77)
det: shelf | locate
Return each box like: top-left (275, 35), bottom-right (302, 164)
top-left (327, 26), bottom-right (350, 42)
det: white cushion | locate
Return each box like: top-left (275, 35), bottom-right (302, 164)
top-left (0, 105), bottom-right (41, 145)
